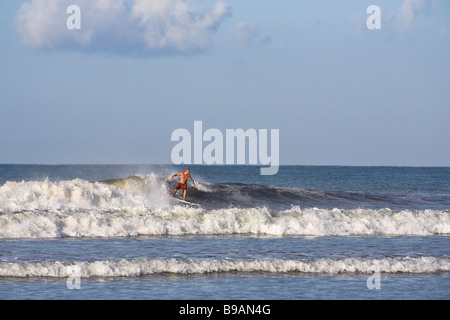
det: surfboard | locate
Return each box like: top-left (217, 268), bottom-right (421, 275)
top-left (175, 198), bottom-right (200, 207)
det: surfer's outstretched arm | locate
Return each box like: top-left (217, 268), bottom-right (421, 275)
top-left (189, 175), bottom-right (196, 188)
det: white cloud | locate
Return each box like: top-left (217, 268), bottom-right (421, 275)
top-left (227, 21), bottom-right (284, 50)
top-left (354, 0), bottom-right (432, 37)
top-left (132, 0), bottom-right (229, 53)
top-left (15, 0), bottom-right (231, 55)
top-left (397, 0), bottom-right (430, 31)
top-left (230, 21), bottom-right (259, 44)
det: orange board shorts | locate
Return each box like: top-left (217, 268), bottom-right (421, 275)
top-left (175, 183), bottom-right (187, 191)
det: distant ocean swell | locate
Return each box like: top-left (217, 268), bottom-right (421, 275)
top-left (0, 257), bottom-right (448, 278)
top-left (0, 175), bottom-right (449, 239)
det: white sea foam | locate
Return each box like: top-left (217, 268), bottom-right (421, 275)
top-left (0, 174), bottom-right (170, 212)
top-left (0, 257), bottom-right (448, 278)
top-left (0, 206), bottom-right (449, 239)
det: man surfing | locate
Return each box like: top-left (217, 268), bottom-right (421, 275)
top-left (171, 168), bottom-right (196, 201)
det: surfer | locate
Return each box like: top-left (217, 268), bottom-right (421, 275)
top-left (171, 168), bottom-right (196, 201)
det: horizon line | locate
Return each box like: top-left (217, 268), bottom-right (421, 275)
top-left (1, 163), bottom-right (449, 168)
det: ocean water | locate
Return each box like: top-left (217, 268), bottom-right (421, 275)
top-left (0, 165), bottom-right (449, 300)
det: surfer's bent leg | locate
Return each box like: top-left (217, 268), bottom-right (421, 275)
top-left (174, 183), bottom-right (181, 196)
top-left (179, 183), bottom-right (187, 200)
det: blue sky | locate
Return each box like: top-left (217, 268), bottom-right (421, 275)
top-left (0, 0), bottom-right (449, 166)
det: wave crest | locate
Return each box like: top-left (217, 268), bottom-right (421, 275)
top-left (1, 257), bottom-right (448, 278)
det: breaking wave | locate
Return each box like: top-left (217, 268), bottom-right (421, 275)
top-left (0, 175), bottom-right (449, 239)
top-left (0, 174), bottom-right (171, 212)
top-left (0, 257), bottom-right (448, 278)
top-left (0, 206), bottom-right (448, 239)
